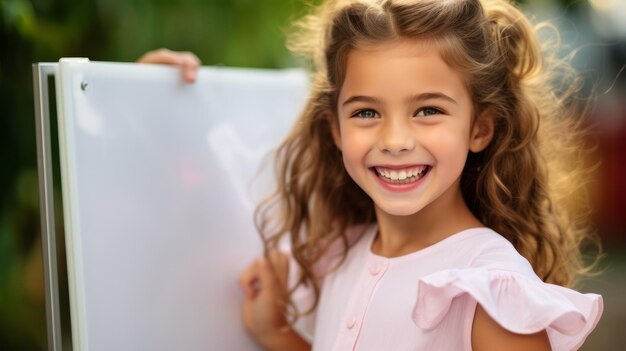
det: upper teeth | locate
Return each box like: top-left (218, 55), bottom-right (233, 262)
top-left (375, 166), bottom-right (427, 180)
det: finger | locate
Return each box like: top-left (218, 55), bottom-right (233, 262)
top-left (239, 259), bottom-right (262, 298)
top-left (181, 51), bottom-right (201, 67)
top-left (256, 256), bottom-right (286, 299)
top-left (137, 49), bottom-right (201, 83)
top-left (239, 254), bottom-right (288, 300)
top-left (180, 52), bottom-right (201, 83)
top-left (137, 48), bottom-right (183, 65)
top-left (182, 64), bottom-right (197, 83)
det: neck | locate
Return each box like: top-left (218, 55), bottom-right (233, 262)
top-left (372, 183), bottom-right (483, 258)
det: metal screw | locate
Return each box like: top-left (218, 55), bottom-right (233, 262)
top-left (81, 81), bottom-right (89, 91)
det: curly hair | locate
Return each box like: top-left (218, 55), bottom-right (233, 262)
top-left (255, 0), bottom-right (598, 319)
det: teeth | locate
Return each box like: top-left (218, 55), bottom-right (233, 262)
top-left (375, 165), bottom-right (429, 184)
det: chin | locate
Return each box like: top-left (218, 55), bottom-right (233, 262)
top-left (375, 202), bottom-right (424, 217)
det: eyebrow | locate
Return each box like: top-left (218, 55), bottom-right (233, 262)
top-left (341, 92), bottom-right (457, 107)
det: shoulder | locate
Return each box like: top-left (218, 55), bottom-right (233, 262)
top-left (465, 228), bottom-right (537, 277)
top-left (472, 303), bottom-right (551, 351)
top-left (414, 228), bottom-right (602, 351)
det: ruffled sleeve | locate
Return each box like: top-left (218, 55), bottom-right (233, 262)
top-left (412, 268), bottom-right (603, 351)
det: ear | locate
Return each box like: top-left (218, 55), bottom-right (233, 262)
top-left (328, 112), bottom-right (342, 151)
top-left (469, 110), bottom-right (495, 153)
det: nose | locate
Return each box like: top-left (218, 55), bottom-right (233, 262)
top-left (378, 117), bottom-right (415, 154)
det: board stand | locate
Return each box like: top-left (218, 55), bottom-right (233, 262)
top-left (32, 62), bottom-right (63, 351)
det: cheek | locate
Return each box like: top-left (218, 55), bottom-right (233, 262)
top-left (340, 125), bottom-right (371, 155)
top-left (340, 125), bottom-right (373, 173)
top-left (424, 124), bottom-right (471, 168)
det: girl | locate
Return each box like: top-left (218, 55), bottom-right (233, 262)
top-left (142, 0), bottom-right (603, 350)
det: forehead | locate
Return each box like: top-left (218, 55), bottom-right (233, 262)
top-left (339, 39), bottom-right (469, 103)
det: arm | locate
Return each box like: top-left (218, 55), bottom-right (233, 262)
top-left (239, 251), bottom-right (311, 351)
top-left (137, 48), bottom-right (201, 83)
top-left (472, 304), bottom-right (551, 351)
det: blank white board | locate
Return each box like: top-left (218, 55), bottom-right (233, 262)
top-left (54, 59), bottom-right (309, 350)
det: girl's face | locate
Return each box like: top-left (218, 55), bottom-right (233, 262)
top-left (333, 39), bottom-right (491, 217)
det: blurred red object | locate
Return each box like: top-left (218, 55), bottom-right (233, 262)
top-left (591, 97), bottom-right (626, 244)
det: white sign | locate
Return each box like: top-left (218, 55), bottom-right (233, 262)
top-left (55, 59), bottom-right (309, 350)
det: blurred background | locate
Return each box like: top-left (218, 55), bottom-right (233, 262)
top-left (0, 0), bottom-right (624, 350)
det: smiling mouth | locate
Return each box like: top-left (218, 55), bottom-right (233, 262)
top-left (373, 165), bottom-right (430, 185)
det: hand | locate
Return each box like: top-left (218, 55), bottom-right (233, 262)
top-left (239, 251), bottom-right (311, 351)
top-left (239, 251), bottom-right (291, 348)
top-left (137, 48), bottom-right (201, 83)
top-left (239, 251), bottom-right (289, 345)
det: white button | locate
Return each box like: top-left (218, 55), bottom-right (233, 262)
top-left (369, 263), bottom-right (382, 275)
top-left (346, 316), bottom-right (357, 329)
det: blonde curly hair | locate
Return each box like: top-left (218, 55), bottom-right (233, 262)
top-left (255, 0), bottom-right (599, 318)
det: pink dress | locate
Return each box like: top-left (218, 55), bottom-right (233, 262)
top-left (287, 225), bottom-right (603, 351)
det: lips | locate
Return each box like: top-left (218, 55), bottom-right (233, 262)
top-left (373, 165), bottom-right (430, 184)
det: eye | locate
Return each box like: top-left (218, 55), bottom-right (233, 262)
top-left (351, 109), bottom-right (379, 119)
top-left (415, 107), bottom-right (443, 117)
